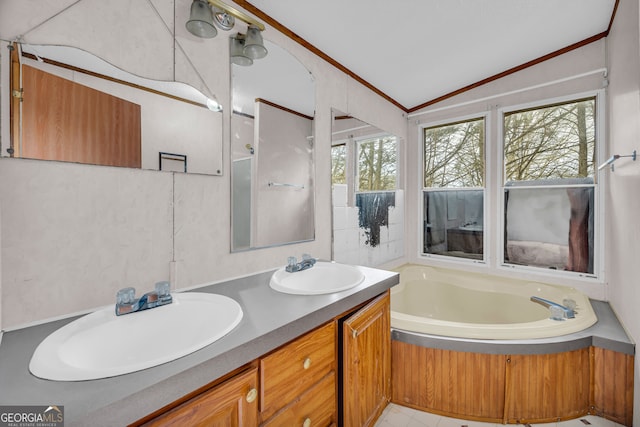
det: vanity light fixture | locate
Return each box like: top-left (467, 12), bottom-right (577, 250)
top-left (186, 0), bottom-right (218, 38)
top-left (243, 25), bottom-right (268, 59)
top-left (230, 34), bottom-right (253, 66)
top-left (186, 0), bottom-right (267, 62)
top-left (206, 97), bottom-right (222, 112)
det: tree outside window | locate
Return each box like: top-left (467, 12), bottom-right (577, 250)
top-left (503, 97), bottom-right (596, 274)
top-left (357, 136), bottom-right (397, 191)
top-left (422, 118), bottom-right (485, 261)
top-left (331, 144), bottom-right (347, 185)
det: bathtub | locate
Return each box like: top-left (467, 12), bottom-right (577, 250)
top-left (390, 264), bottom-right (597, 340)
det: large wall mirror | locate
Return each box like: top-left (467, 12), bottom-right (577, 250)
top-left (231, 39), bottom-right (316, 251)
top-left (4, 44), bottom-right (223, 175)
top-left (331, 109), bottom-right (404, 266)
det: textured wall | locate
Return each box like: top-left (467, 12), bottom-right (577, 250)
top-left (333, 186), bottom-right (404, 267)
top-left (605, 0), bottom-right (640, 423)
top-left (0, 0), bottom-right (407, 328)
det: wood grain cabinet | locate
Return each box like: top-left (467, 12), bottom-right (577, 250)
top-left (342, 291), bottom-right (391, 427)
top-left (260, 321), bottom-right (337, 426)
top-left (142, 367), bottom-right (259, 427)
top-left (392, 343), bottom-right (634, 426)
top-left (139, 291), bottom-right (392, 427)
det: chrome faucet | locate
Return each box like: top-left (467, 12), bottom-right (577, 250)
top-left (530, 296), bottom-right (575, 320)
top-left (285, 254), bottom-right (317, 273)
top-left (115, 281), bottom-right (173, 316)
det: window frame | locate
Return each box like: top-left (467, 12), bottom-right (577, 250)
top-left (496, 90), bottom-right (605, 281)
top-left (419, 112), bottom-right (489, 265)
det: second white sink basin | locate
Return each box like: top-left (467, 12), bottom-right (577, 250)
top-left (269, 261), bottom-right (365, 295)
top-left (29, 292), bottom-right (243, 381)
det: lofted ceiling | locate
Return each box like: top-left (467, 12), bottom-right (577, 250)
top-left (241, 0), bottom-right (617, 112)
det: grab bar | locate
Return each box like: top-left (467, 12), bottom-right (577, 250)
top-left (268, 181), bottom-right (305, 189)
top-left (530, 296), bottom-right (575, 320)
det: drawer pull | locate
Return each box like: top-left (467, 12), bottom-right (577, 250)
top-left (302, 417), bottom-right (311, 427)
top-left (303, 357), bottom-right (312, 370)
top-left (246, 388), bottom-right (258, 403)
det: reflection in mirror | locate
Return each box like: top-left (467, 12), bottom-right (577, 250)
top-left (5, 44), bottom-right (223, 175)
top-left (231, 39), bottom-right (316, 251)
top-left (331, 109), bottom-right (403, 267)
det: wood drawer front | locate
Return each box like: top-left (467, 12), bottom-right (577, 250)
top-left (262, 372), bottom-right (336, 427)
top-left (143, 367), bottom-right (259, 426)
top-left (260, 321), bottom-right (336, 419)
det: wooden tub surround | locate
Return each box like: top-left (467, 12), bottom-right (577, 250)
top-left (391, 300), bottom-right (634, 427)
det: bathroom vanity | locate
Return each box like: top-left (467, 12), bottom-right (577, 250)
top-left (140, 291), bottom-right (390, 426)
top-left (0, 265), bottom-right (398, 426)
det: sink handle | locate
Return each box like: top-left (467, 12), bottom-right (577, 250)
top-left (155, 281), bottom-right (171, 296)
top-left (116, 287), bottom-right (136, 305)
top-left (154, 281), bottom-right (173, 305)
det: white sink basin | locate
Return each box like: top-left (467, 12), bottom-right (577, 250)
top-left (29, 293), bottom-right (243, 381)
top-left (269, 261), bottom-right (365, 295)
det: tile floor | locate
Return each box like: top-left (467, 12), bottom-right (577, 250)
top-left (374, 404), bottom-right (626, 427)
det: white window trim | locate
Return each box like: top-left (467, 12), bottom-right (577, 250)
top-left (495, 89), bottom-right (606, 282)
top-left (417, 112), bottom-right (490, 267)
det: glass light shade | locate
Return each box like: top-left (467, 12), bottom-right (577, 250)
top-left (230, 36), bottom-right (253, 66)
top-left (206, 97), bottom-right (222, 112)
top-left (186, 0), bottom-right (217, 38)
top-left (243, 25), bottom-right (268, 59)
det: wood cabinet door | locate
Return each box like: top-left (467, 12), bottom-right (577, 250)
top-left (505, 349), bottom-right (591, 424)
top-left (143, 367), bottom-right (259, 427)
top-left (342, 291), bottom-right (390, 427)
top-left (260, 321), bottom-right (336, 420)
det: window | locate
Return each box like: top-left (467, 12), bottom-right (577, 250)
top-left (422, 117), bottom-right (485, 260)
top-left (357, 135), bottom-right (397, 191)
top-left (331, 144), bottom-right (347, 185)
top-left (502, 97), bottom-right (596, 274)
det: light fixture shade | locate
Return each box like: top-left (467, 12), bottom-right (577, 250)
top-left (186, 0), bottom-right (217, 38)
top-left (243, 25), bottom-right (267, 59)
top-left (230, 35), bottom-right (253, 66)
top-left (206, 97), bottom-right (222, 112)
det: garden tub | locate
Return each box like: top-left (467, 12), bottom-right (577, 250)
top-left (390, 264), bottom-right (597, 340)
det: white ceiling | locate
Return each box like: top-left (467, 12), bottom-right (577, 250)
top-left (248, 0), bottom-right (617, 111)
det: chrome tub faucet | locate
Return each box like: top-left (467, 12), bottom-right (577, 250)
top-left (530, 296), bottom-right (576, 320)
top-left (115, 281), bottom-right (172, 316)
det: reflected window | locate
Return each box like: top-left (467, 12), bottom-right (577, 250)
top-left (422, 118), bottom-right (485, 260)
top-left (357, 136), bottom-right (397, 191)
top-left (503, 98), bottom-right (597, 274)
top-left (331, 143), bottom-right (347, 185)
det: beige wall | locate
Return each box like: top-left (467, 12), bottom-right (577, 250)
top-left (606, 0), bottom-right (640, 422)
top-left (0, 0), bottom-right (407, 329)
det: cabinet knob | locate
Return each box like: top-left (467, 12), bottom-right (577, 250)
top-left (302, 417), bottom-right (311, 427)
top-left (303, 357), bottom-right (312, 370)
top-left (246, 388), bottom-right (258, 403)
